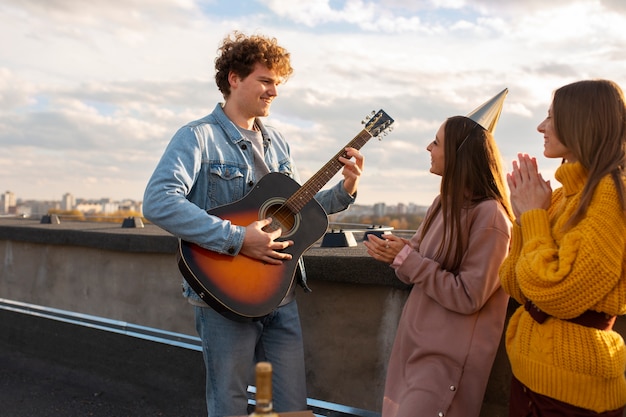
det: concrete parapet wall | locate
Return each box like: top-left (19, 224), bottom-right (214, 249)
top-left (1, 218), bottom-right (623, 416)
top-left (0, 218), bottom-right (404, 413)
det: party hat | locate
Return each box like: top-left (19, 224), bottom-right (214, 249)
top-left (466, 88), bottom-right (508, 134)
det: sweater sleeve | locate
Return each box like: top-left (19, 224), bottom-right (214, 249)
top-left (515, 179), bottom-right (626, 318)
top-left (499, 221), bottom-right (525, 304)
top-left (394, 202), bottom-right (511, 315)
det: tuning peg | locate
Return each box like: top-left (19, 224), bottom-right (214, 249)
top-left (361, 110), bottom-right (377, 124)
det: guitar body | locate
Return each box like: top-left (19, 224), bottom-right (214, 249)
top-left (178, 172), bottom-right (329, 320)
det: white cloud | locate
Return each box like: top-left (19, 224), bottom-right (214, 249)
top-left (1, 0), bottom-right (625, 207)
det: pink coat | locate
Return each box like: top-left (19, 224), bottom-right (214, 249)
top-left (383, 197), bottom-right (511, 417)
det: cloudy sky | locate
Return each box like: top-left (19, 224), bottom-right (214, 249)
top-left (2, 0), bottom-right (625, 207)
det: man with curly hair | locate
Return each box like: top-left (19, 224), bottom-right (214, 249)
top-left (143, 31), bottom-right (364, 417)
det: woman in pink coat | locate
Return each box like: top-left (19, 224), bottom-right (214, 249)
top-left (365, 90), bottom-right (513, 417)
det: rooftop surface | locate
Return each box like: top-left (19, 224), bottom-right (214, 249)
top-left (0, 299), bottom-right (380, 417)
top-left (1, 301), bottom-right (207, 417)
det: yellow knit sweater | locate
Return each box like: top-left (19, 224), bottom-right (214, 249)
top-left (500, 162), bottom-right (626, 412)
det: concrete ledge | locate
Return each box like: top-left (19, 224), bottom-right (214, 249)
top-left (0, 217), bottom-right (405, 288)
top-left (0, 218), bottom-right (177, 253)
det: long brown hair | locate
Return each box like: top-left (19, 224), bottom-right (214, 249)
top-left (420, 116), bottom-right (513, 271)
top-left (552, 79), bottom-right (626, 229)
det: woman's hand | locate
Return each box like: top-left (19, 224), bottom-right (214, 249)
top-left (363, 233), bottom-right (407, 264)
top-left (507, 153), bottom-right (552, 219)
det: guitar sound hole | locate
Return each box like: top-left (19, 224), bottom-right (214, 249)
top-left (262, 203), bottom-right (297, 237)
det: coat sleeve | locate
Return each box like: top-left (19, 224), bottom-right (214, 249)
top-left (394, 203), bottom-right (511, 315)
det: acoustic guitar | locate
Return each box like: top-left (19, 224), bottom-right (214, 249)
top-left (178, 110), bottom-right (394, 320)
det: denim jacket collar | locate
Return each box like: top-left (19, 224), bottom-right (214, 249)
top-left (212, 103), bottom-right (272, 148)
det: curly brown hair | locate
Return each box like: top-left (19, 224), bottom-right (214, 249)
top-left (214, 31), bottom-right (293, 98)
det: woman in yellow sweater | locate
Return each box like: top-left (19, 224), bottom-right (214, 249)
top-left (501, 79), bottom-right (626, 416)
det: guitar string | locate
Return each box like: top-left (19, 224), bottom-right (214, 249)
top-left (268, 117), bottom-right (390, 231)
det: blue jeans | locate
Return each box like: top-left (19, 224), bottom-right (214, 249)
top-left (194, 300), bottom-right (308, 417)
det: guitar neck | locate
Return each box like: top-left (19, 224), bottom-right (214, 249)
top-left (285, 129), bottom-right (372, 214)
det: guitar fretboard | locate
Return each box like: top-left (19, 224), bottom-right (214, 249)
top-left (284, 129), bottom-right (372, 214)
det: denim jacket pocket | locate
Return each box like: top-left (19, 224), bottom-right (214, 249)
top-left (208, 163), bottom-right (247, 206)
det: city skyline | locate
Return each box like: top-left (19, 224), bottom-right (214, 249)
top-left (2, 189), bottom-right (425, 218)
top-left (3, 189), bottom-right (424, 209)
top-left (2, 1), bottom-right (626, 205)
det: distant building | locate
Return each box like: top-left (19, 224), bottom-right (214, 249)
top-left (62, 193), bottom-right (75, 211)
top-left (15, 205), bottom-right (32, 217)
top-left (373, 202), bottom-right (386, 217)
top-left (75, 202), bottom-right (103, 215)
top-left (1, 191), bottom-right (16, 214)
top-left (21, 200), bottom-right (59, 217)
top-left (102, 202), bottom-right (119, 214)
top-left (407, 203), bottom-right (427, 215)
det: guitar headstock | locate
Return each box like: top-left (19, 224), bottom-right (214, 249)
top-left (363, 109), bottom-right (394, 139)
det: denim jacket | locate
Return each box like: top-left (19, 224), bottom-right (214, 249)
top-left (143, 103), bottom-right (355, 302)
